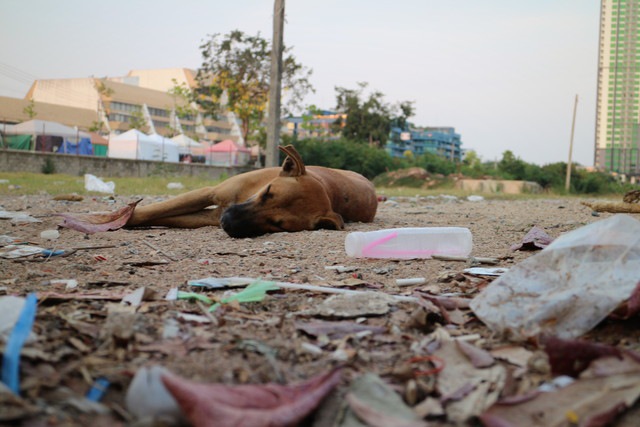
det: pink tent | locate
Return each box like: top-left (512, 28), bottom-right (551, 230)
top-left (206, 139), bottom-right (251, 166)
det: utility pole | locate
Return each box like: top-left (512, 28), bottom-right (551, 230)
top-left (565, 94), bottom-right (579, 192)
top-left (266, 0), bottom-right (285, 167)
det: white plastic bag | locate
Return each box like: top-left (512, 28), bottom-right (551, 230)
top-left (84, 174), bottom-right (115, 194)
top-left (470, 214), bottom-right (640, 340)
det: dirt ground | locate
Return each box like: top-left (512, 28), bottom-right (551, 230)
top-left (1, 193), bottom-right (638, 426)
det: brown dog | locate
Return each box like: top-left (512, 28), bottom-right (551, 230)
top-left (125, 145), bottom-right (378, 237)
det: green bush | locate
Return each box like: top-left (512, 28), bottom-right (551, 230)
top-left (41, 157), bottom-right (56, 174)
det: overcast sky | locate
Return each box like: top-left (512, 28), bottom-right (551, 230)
top-left (0, 0), bottom-right (599, 166)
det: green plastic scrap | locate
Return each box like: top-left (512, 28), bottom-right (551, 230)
top-left (209, 280), bottom-right (280, 312)
top-left (177, 291), bottom-right (213, 305)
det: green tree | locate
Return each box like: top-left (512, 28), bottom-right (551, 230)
top-left (23, 100), bottom-right (37, 119)
top-left (128, 110), bottom-right (147, 131)
top-left (333, 82), bottom-right (413, 147)
top-left (168, 78), bottom-right (199, 120)
top-left (196, 30), bottom-right (313, 144)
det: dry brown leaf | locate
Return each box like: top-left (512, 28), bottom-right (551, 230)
top-left (57, 199), bottom-right (141, 234)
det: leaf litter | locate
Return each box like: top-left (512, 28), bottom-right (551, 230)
top-left (2, 194), bottom-right (640, 426)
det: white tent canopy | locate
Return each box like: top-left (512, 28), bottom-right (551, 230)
top-left (171, 134), bottom-right (204, 156)
top-left (5, 119), bottom-right (90, 142)
top-left (108, 130), bottom-right (179, 162)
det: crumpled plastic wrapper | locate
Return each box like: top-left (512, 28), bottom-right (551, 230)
top-left (470, 214), bottom-right (640, 340)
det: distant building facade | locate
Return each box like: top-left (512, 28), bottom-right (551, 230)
top-left (1, 68), bottom-right (240, 144)
top-left (595, 0), bottom-right (640, 174)
top-left (387, 126), bottom-right (463, 162)
top-left (283, 110), bottom-right (346, 139)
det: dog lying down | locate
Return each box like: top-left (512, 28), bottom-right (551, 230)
top-left (116, 145), bottom-right (378, 238)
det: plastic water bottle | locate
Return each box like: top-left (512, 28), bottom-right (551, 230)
top-left (345, 227), bottom-right (473, 259)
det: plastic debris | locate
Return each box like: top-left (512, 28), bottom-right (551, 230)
top-left (467, 195), bottom-right (485, 202)
top-left (0, 245), bottom-right (45, 259)
top-left (209, 280), bottom-right (280, 312)
top-left (166, 182), bottom-right (184, 190)
top-left (125, 366), bottom-right (183, 422)
top-left (84, 174), bottom-right (115, 194)
top-left (86, 377), bottom-right (110, 402)
top-left (471, 214), bottom-right (640, 340)
top-left (1, 293), bottom-right (38, 394)
top-left (395, 277), bottom-right (426, 287)
top-left (463, 267), bottom-right (508, 276)
top-left (39, 229), bottom-right (60, 240)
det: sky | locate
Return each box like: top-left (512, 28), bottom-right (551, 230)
top-left (0, 0), bottom-right (600, 166)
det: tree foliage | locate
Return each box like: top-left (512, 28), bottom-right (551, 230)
top-left (333, 82), bottom-right (414, 147)
top-left (196, 30), bottom-right (313, 144)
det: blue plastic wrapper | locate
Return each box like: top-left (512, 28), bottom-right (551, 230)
top-left (1, 293), bottom-right (38, 394)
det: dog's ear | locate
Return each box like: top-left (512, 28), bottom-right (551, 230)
top-left (313, 212), bottom-right (344, 231)
top-left (279, 145), bottom-right (306, 177)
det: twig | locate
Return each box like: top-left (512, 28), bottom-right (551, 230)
top-left (142, 240), bottom-right (178, 261)
top-left (431, 254), bottom-right (499, 265)
top-left (272, 280), bottom-right (418, 303)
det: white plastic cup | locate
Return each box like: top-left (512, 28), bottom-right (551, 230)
top-left (345, 227), bottom-right (473, 259)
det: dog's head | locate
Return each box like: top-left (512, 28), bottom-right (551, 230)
top-left (220, 145), bottom-right (344, 238)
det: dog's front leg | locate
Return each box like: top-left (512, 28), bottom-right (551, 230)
top-left (126, 187), bottom-right (220, 227)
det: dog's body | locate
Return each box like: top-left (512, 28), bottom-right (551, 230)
top-left (126, 145), bottom-right (377, 237)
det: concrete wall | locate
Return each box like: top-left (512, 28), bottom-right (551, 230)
top-left (0, 149), bottom-right (253, 180)
top-left (455, 179), bottom-right (542, 194)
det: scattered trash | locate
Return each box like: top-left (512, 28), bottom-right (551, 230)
top-left (85, 377), bottom-right (110, 402)
top-left (166, 182), bottom-right (184, 190)
top-left (510, 226), bottom-right (554, 251)
top-left (0, 245), bottom-right (45, 259)
top-left (84, 174), bottom-right (115, 194)
top-left (208, 280), bottom-right (280, 312)
top-left (345, 227), bottom-right (473, 259)
top-left (325, 265), bottom-right (359, 273)
top-left (125, 366), bottom-right (183, 422)
top-left (432, 254), bottom-right (500, 265)
top-left (49, 279), bottom-right (78, 290)
top-left (57, 199), bottom-right (142, 234)
top-left (396, 277), bottom-right (426, 287)
top-left (41, 249), bottom-right (65, 257)
top-left (2, 293), bottom-right (38, 395)
top-left (463, 267), bottom-right (508, 276)
top-left (40, 229), bottom-right (60, 240)
top-left (295, 320), bottom-right (386, 339)
top-left (467, 195), bottom-right (485, 202)
top-left (471, 214), bottom-right (640, 340)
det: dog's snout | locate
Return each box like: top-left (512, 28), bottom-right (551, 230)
top-left (220, 203), bottom-right (265, 238)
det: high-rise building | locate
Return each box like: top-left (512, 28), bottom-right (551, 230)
top-left (595, 0), bottom-right (640, 174)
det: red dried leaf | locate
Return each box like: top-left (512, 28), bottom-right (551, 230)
top-left (161, 367), bottom-right (342, 427)
top-left (510, 226), bottom-right (554, 251)
top-left (541, 336), bottom-right (623, 377)
top-left (455, 340), bottom-right (495, 368)
top-left (346, 392), bottom-right (428, 427)
top-left (611, 281), bottom-right (640, 319)
top-left (57, 199), bottom-right (141, 234)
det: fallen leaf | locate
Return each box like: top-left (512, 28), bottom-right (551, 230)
top-left (480, 356), bottom-right (640, 427)
top-left (295, 320), bottom-right (386, 339)
top-left (510, 226), bottom-right (553, 251)
top-left (161, 367), bottom-right (342, 427)
top-left (57, 199), bottom-right (141, 234)
top-left (346, 392), bottom-right (428, 427)
top-left (541, 336), bottom-right (625, 377)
